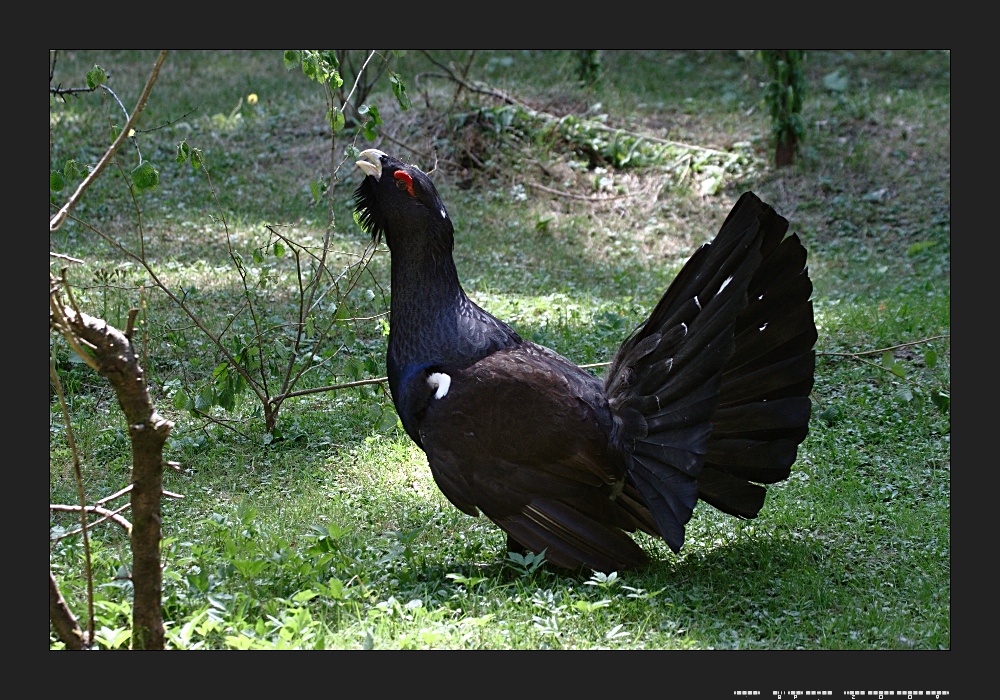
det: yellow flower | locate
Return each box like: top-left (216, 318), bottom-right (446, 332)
top-left (247, 93), bottom-right (258, 105)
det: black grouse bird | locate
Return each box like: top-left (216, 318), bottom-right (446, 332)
top-left (355, 149), bottom-right (816, 573)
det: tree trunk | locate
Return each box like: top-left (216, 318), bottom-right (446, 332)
top-left (62, 309), bottom-right (172, 649)
top-left (776, 130), bottom-right (796, 167)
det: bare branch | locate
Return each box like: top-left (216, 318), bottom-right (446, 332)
top-left (274, 375), bottom-right (388, 401)
top-left (50, 503), bottom-right (133, 533)
top-left (49, 251), bottom-right (85, 264)
top-left (50, 571), bottom-right (88, 650)
top-left (95, 484), bottom-right (134, 506)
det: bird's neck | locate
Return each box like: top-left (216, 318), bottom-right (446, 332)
top-left (389, 241), bottom-right (466, 323)
top-left (386, 238), bottom-right (472, 367)
top-left (386, 234), bottom-right (518, 376)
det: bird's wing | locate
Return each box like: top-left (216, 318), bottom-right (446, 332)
top-left (417, 343), bottom-right (649, 571)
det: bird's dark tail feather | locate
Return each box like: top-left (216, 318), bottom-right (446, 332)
top-left (605, 192), bottom-right (816, 552)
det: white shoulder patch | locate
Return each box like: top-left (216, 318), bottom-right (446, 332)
top-left (427, 372), bottom-right (451, 399)
top-left (440, 208), bottom-right (447, 219)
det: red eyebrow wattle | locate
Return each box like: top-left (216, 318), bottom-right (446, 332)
top-left (393, 170), bottom-right (415, 196)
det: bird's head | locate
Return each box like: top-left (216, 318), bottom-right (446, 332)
top-left (354, 149), bottom-right (453, 250)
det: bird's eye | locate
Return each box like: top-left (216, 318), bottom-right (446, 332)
top-left (393, 170), bottom-right (415, 196)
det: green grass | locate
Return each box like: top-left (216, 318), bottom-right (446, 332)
top-left (50, 50), bottom-right (949, 653)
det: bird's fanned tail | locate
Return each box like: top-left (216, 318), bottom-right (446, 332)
top-left (605, 192), bottom-right (816, 551)
top-left (700, 204), bottom-right (816, 517)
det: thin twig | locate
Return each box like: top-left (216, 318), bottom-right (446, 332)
top-left (817, 334), bottom-right (950, 358)
top-left (95, 484), bottom-right (134, 506)
top-left (451, 51), bottom-right (477, 107)
top-left (847, 354), bottom-right (926, 389)
top-left (190, 409), bottom-right (253, 441)
top-left (49, 358), bottom-right (95, 644)
top-left (135, 107), bottom-right (197, 134)
top-left (274, 375), bottom-right (388, 401)
top-left (342, 51), bottom-right (378, 113)
top-left (50, 85), bottom-right (98, 99)
top-left (50, 252), bottom-right (85, 264)
top-left (98, 84), bottom-right (143, 165)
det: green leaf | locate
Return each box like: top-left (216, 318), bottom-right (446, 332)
top-left (930, 391), bottom-right (950, 414)
top-left (283, 50), bottom-right (302, 70)
top-left (252, 248), bottom-right (264, 263)
top-left (924, 349), bottom-right (938, 369)
top-left (191, 148), bottom-right (204, 169)
top-left (321, 51), bottom-right (339, 70)
top-left (131, 161), bottom-right (160, 193)
top-left (217, 383), bottom-right (235, 410)
top-left (194, 389), bottom-right (214, 412)
top-left (86, 65), bottom-right (107, 89)
top-left (64, 160), bottom-right (80, 180)
top-left (273, 241), bottom-right (285, 257)
top-left (328, 109), bottom-right (345, 133)
top-left (176, 141), bottom-right (190, 165)
top-left (172, 389), bottom-right (191, 410)
top-left (292, 589), bottom-right (320, 603)
top-left (326, 522), bottom-right (350, 539)
top-left (363, 120), bottom-right (378, 141)
top-left (323, 578), bottom-right (345, 599)
top-left (302, 52), bottom-right (320, 81)
top-left (328, 68), bottom-right (343, 90)
top-left (50, 171), bottom-right (65, 192)
top-left (390, 71), bottom-right (412, 111)
top-left (818, 405), bottom-right (840, 425)
top-left (907, 240), bottom-right (936, 256)
top-left (345, 357), bottom-right (364, 381)
top-left (376, 407), bottom-right (399, 432)
top-left (881, 351), bottom-right (905, 378)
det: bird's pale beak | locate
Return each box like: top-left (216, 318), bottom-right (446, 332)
top-left (356, 149), bottom-right (385, 181)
